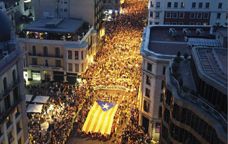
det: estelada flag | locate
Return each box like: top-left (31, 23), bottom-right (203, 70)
top-left (82, 100), bottom-right (118, 135)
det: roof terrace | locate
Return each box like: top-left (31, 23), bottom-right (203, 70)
top-left (19, 18), bottom-right (91, 41)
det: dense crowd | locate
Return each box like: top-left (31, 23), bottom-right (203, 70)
top-left (28, 0), bottom-right (150, 143)
top-left (27, 82), bottom-right (82, 144)
top-left (74, 0), bottom-right (150, 143)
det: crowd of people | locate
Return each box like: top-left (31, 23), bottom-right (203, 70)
top-left (27, 0), bottom-right (151, 143)
top-left (27, 82), bottom-right (84, 144)
top-left (74, 0), bottom-right (150, 143)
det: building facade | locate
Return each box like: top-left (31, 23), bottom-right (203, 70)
top-left (161, 47), bottom-right (227, 144)
top-left (32, 0), bottom-right (105, 38)
top-left (19, 18), bottom-right (98, 84)
top-left (0, 0), bottom-right (25, 25)
top-left (148, 0), bottom-right (228, 26)
top-left (139, 25), bottom-right (224, 142)
top-left (0, 11), bottom-right (28, 144)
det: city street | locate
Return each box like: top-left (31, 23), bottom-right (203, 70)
top-left (68, 0), bottom-right (149, 143)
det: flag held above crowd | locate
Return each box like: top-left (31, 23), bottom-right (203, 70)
top-left (82, 101), bottom-right (118, 135)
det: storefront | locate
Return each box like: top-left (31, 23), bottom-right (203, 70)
top-left (53, 71), bottom-right (64, 82)
top-left (66, 73), bottom-right (77, 84)
top-left (32, 70), bottom-right (41, 81)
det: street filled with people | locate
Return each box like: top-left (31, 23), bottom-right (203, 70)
top-left (27, 0), bottom-right (150, 143)
top-left (74, 0), bottom-right (150, 143)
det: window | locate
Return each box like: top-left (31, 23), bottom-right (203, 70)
top-left (143, 100), bottom-right (150, 112)
top-left (68, 51), bottom-right (72, 59)
top-left (12, 70), bottom-right (16, 83)
top-left (161, 80), bottom-right (165, 89)
top-left (146, 75), bottom-right (151, 85)
top-left (32, 46), bottom-right (36, 55)
top-left (145, 88), bottom-right (150, 98)
top-left (167, 2), bottom-right (171, 8)
top-left (45, 60), bottom-right (48, 66)
top-left (217, 13), bottom-right (221, 19)
top-left (147, 63), bottom-right (152, 72)
top-left (55, 47), bottom-right (60, 57)
top-left (218, 3), bottom-right (222, 9)
top-left (43, 46), bottom-right (48, 56)
top-left (3, 77), bottom-right (7, 90)
top-left (180, 2), bottom-right (184, 8)
top-left (155, 12), bottom-right (160, 18)
top-left (174, 2), bottom-right (178, 8)
top-left (179, 12), bottom-right (184, 19)
top-left (155, 22), bottom-right (159, 25)
top-left (81, 51), bottom-right (84, 60)
top-left (75, 64), bottom-right (79, 72)
top-left (205, 2), bottom-right (210, 9)
top-left (5, 96), bottom-right (11, 110)
top-left (165, 12), bottom-right (171, 18)
top-left (190, 13), bottom-right (195, 19)
top-left (55, 60), bottom-right (61, 67)
top-left (150, 11), bottom-right (153, 18)
top-left (198, 2), bottom-right (203, 8)
top-left (156, 2), bottom-right (160, 8)
top-left (159, 106), bottom-right (162, 118)
top-left (192, 2), bottom-right (196, 8)
top-left (171, 12), bottom-right (178, 18)
top-left (32, 58), bottom-right (37, 65)
top-left (81, 63), bottom-right (84, 72)
top-left (162, 66), bottom-right (166, 75)
top-left (150, 1), bottom-right (154, 7)
top-left (75, 51), bottom-right (79, 60)
top-left (197, 13), bottom-right (202, 19)
top-left (68, 63), bottom-right (72, 71)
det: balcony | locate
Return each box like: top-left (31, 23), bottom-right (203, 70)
top-left (28, 53), bottom-right (63, 59)
top-left (29, 64), bottom-right (63, 71)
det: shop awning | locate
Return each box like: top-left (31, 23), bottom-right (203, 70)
top-left (26, 104), bottom-right (43, 113)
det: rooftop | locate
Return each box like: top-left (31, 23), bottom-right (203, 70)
top-left (141, 25), bottom-right (218, 60)
top-left (149, 25), bottom-right (212, 55)
top-left (24, 18), bottom-right (84, 33)
top-left (192, 47), bottom-right (227, 94)
top-left (216, 27), bottom-right (228, 37)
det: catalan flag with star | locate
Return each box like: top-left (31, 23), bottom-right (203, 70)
top-left (82, 100), bottom-right (118, 135)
